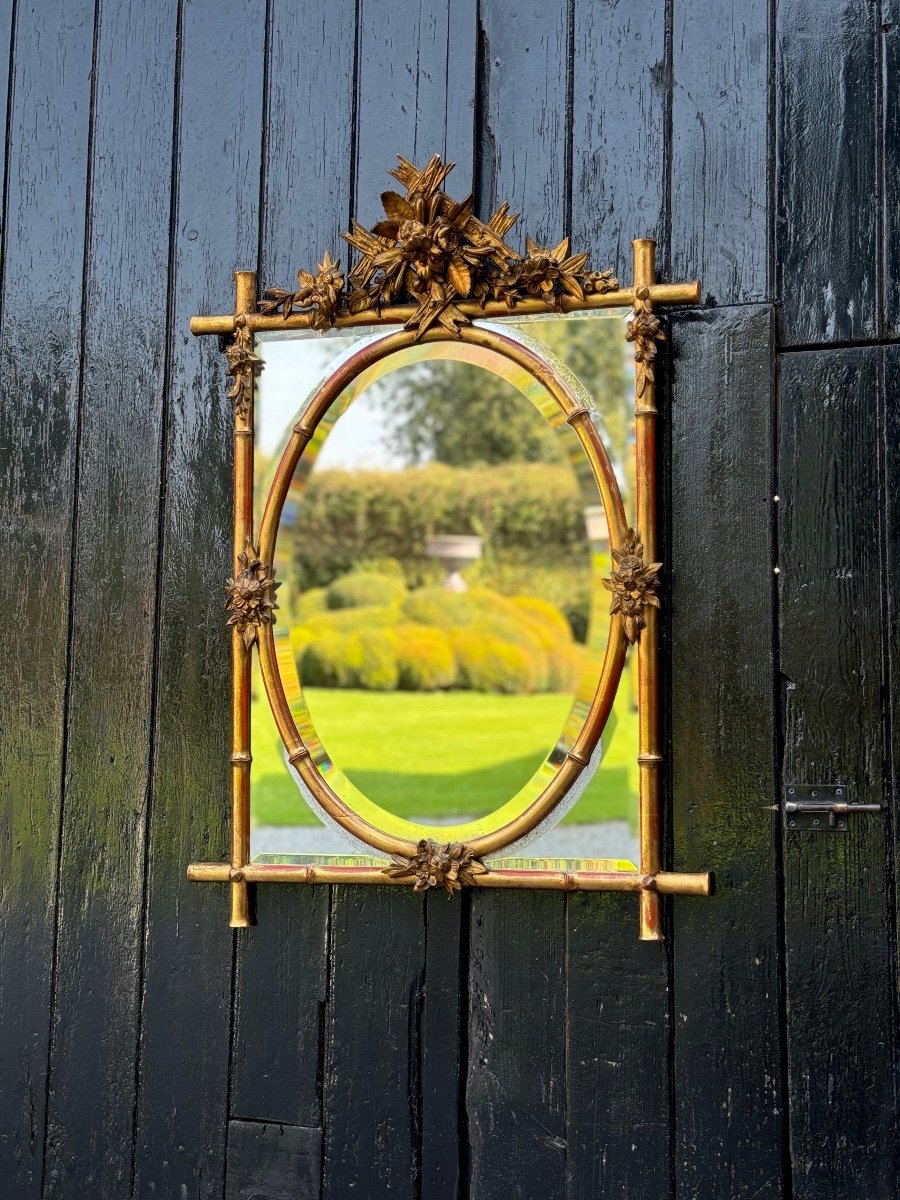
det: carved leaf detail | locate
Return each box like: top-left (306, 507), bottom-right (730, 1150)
top-left (257, 154), bottom-right (617, 339)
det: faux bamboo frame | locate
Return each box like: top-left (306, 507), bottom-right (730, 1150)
top-left (187, 155), bottom-right (711, 937)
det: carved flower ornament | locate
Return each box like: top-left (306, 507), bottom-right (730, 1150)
top-left (259, 153), bottom-right (618, 339)
top-left (383, 838), bottom-right (488, 897)
top-left (225, 544), bottom-right (280, 648)
top-left (603, 529), bottom-right (661, 644)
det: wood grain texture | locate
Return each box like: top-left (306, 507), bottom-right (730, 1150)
top-left (466, 20), bottom-right (569, 1193)
top-left (0, 3), bottom-right (94, 1195)
top-left (321, 887), bottom-right (425, 1199)
top-left (882, 8), bottom-right (900, 335)
top-left (131, 4), bottom-right (265, 1196)
top-left (476, 0), bottom-right (570, 244)
top-left (566, 893), bottom-right (672, 1200)
top-left (776, 0), bottom-right (879, 344)
top-left (355, 0), bottom-right (477, 225)
top-left (670, 307), bottom-right (786, 1200)
top-left (232, 887), bottom-right (328, 1126)
top-left (41, 3), bottom-right (179, 1195)
top-left (571, 0), bottom-right (667, 280)
top-left (261, 0), bottom-right (356, 290)
top-left (233, 0), bottom-right (354, 1150)
top-left (884, 346), bottom-right (900, 1137)
top-left (778, 347), bottom-right (896, 1199)
top-left (225, 1121), bottom-right (322, 1200)
top-left (671, 0), bottom-right (770, 305)
top-left (420, 892), bottom-right (464, 1200)
top-left (466, 891), bottom-right (566, 1200)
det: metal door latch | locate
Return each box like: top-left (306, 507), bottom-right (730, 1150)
top-left (783, 784), bottom-right (881, 832)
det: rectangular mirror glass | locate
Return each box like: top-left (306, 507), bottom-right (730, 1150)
top-left (251, 309), bottom-right (638, 868)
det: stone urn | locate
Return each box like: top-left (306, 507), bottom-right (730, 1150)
top-left (425, 534), bottom-right (483, 592)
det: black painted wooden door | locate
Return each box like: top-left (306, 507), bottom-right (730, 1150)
top-left (1, 3), bottom-right (897, 1198)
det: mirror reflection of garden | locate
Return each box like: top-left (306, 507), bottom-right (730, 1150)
top-left (252, 314), bottom-right (639, 861)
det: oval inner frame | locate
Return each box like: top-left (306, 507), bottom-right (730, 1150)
top-left (256, 320), bottom-right (630, 859)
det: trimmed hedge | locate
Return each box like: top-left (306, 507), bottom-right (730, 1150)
top-left (300, 628), bottom-right (399, 691)
top-left (394, 624), bottom-right (456, 691)
top-left (293, 581), bottom-right (588, 694)
top-left (450, 630), bottom-right (535, 694)
top-left (326, 570), bottom-right (407, 610)
top-left (289, 461), bottom-right (590, 589)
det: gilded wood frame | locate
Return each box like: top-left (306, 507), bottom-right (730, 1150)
top-left (188, 155), bottom-right (712, 937)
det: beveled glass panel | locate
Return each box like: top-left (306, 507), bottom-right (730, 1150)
top-left (252, 311), bottom-right (638, 866)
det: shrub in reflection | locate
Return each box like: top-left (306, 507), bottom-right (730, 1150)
top-left (394, 624), bottom-right (456, 691)
top-left (325, 569), bottom-right (407, 610)
top-left (293, 570), bottom-right (588, 695)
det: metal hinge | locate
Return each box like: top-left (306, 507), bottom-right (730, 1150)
top-left (783, 784), bottom-right (882, 832)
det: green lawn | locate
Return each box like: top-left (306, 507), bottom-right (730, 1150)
top-left (251, 684), bottom-right (638, 828)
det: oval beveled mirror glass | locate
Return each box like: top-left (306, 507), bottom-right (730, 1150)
top-left (252, 312), bottom-right (638, 866)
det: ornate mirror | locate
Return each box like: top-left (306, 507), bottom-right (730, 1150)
top-left (189, 154), bottom-right (711, 937)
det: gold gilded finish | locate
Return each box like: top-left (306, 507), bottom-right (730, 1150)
top-left (188, 161), bottom-right (712, 936)
top-left (224, 319), bottom-right (261, 422)
top-left (258, 251), bottom-right (345, 329)
top-left (228, 271), bottom-right (257, 928)
top-left (188, 861), bottom-right (712, 895)
top-left (631, 239), bottom-right (663, 941)
top-left (383, 839), bottom-right (488, 896)
top-left (604, 528), bottom-right (661, 644)
top-left (225, 543), bottom-right (280, 649)
top-left (627, 283), bottom-right (665, 398)
top-left (190, 279), bottom-right (700, 337)
top-left (259, 154), bottom-right (617, 340)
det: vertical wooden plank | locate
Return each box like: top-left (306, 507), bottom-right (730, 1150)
top-left (778, 347), bottom-right (896, 1199)
top-left (225, 1121), bottom-right (322, 1200)
top-left (466, 891), bottom-right (566, 1199)
top-left (131, 3), bottom-right (265, 1196)
top-left (671, 0), bottom-right (769, 305)
top-left (570, 0), bottom-right (667, 278)
top-left (231, 0), bottom-right (353, 1137)
top-left (41, 2), bottom-right (179, 1195)
top-left (565, 894), bottom-right (671, 1200)
top-left (882, 7), bottom-right (900, 336)
top-left (476, 0), bottom-right (571, 243)
top-left (420, 892), bottom-right (463, 1200)
top-left (262, 0), bottom-right (356, 286)
top-left (355, 0), bottom-right (476, 224)
top-left (0, 0), bottom-right (13, 221)
top-left (567, 16), bottom-right (672, 1190)
top-left (232, 887), bottom-right (328, 1126)
top-left (885, 345), bottom-right (900, 1142)
top-left (776, 0), bottom-right (879, 344)
top-left (346, 12), bottom-right (479, 1196)
top-left (322, 888), bottom-right (424, 1199)
top-left (0, 3), bottom-right (94, 1195)
top-left (884, 348), bottom-right (900, 1169)
top-left (467, 11), bottom-right (569, 1196)
top-left (670, 307), bottom-right (787, 1200)
top-left (465, 12), bottom-right (570, 1195)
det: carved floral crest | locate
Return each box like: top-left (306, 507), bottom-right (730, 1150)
top-left (383, 838), bottom-right (488, 896)
top-left (225, 544), bottom-right (280, 648)
top-left (259, 154), bottom-right (617, 339)
top-left (603, 529), bottom-right (661, 643)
